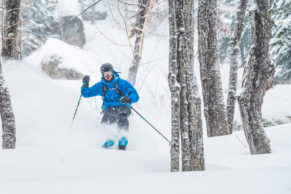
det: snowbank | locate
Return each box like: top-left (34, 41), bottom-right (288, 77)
top-left (25, 38), bottom-right (101, 75)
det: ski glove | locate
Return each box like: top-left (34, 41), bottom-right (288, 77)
top-left (82, 75), bottom-right (90, 88)
top-left (120, 96), bottom-right (131, 104)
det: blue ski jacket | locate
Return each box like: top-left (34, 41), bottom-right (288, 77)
top-left (81, 71), bottom-right (139, 110)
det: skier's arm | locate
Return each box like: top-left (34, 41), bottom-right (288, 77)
top-left (81, 82), bottom-right (102, 98)
top-left (124, 81), bottom-right (139, 104)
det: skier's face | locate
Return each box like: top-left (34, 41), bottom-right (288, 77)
top-left (103, 71), bottom-right (113, 81)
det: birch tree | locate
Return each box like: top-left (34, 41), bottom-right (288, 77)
top-left (169, 0), bottom-right (204, 172)
top-left (128, 0), bottom-right (151, 86)
top-left (0, 61), bottom-right (16, 149)
top-left (198, 0), bottom-right (230, 137)
top-left (1, 0), bottom-right (21, 59)
top-left (237, 0), bottom-right (274, 154)
top-left (226, 0), bottom-right (248, 132)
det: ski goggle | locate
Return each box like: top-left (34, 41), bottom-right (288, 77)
top-left (103, 71), bottom-right (113, 77)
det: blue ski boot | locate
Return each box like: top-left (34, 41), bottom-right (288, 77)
top-left (118, 137), bottom-right (128, 150)
top-left (103, 139), bottom-right (115, 148)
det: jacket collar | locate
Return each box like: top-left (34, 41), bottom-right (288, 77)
top-left (101, 71), bottom-right (120, 87)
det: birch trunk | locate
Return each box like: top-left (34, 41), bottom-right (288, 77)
top-left (0, 62), bottom-right (16, 149)
top-left (226, 0), bottom-right (248, 132)
top-left (128, 0), bottom-right (150, 86)
top-left (237, 0), bottom-right (274, 154)
top-left (168, 0), bottom-right (180, 172)
top-left (198, 0), bottom-right (230, 137)
top-left (1, 0), bottom-right (21, 59)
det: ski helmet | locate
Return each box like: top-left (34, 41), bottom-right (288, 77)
top-left (100, 63), bottom-right (113, 73)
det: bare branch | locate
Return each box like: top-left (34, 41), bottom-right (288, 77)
top-left (116, 0), bottom-right (134, 54)
top-left (117, 0), bottom-right (140, 6)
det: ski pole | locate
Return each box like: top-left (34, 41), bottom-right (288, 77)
top-left (126, 104), bottom-right (171, 145)
top-left (71, 91), bottom-right (83, 127)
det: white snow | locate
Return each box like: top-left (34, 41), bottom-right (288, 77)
top-left (0, 3), bottom-right (291, 194)
top-left (25, 38), bottom-right (102, 75)
top-left (58, 0), bottom-right (80, 17)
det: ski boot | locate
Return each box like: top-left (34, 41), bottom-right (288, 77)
top-left (118, 137), bottom-right (128, 150)
top-left (103, 139), bottom-right (115, 148)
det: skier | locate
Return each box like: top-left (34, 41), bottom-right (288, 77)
top-left (81, 63), bottom-right (139, 150)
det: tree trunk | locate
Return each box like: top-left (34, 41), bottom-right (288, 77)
top-left (226, 0), bottom-right (248, 132)
top-left (128, 0), bottom-right (150, 86)
top-left (237, 0), bottom-right (274, 154)
top-left (0, 62), bottom-right (16, 149)
top-left (1, 0), bottom-right (21, 59)
top-left (169, 0), bottom-right (205, 172)
top-left (168, 0), bottom-right (180, 172)
top-left (183, 0), bottom-right (204, 171)
top-left (189, 75), bottom-right (204, 170)
top-left (198, 0), bottom-right (230, 137)
top-left (175, 0), bottom-right (192, 172)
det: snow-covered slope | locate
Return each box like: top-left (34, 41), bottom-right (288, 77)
top-left (0, 11), bottom-right (291, 194)
top-left (1, 57), bottom-right (291, 194)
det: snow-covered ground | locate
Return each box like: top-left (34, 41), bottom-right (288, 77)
top-left (1, 6), bottom-right (291, 193)
top-left (0, 125), bottom-right (290, 194)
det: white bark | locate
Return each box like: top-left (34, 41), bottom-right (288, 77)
top-left (128, 0), bottom-right (150, 86)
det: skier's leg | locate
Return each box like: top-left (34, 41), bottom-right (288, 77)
top-left (116, 106), bottom-right (131, 150)
top-left (116, 106), bottom-right (131, 130)
top-left (101, 107), bottom-right (116, 125)
top-left (101, 107), bottom-right (118, 148)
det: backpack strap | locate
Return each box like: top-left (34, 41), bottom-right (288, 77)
top-left (102, 83), bottom-right (107, 97)
top-left (102, 80), bottom-right (124, 97)
top-left (114, 81), bottom-right (124, 97)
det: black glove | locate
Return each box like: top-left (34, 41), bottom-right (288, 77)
top-left (120, 96), bottom-right (131, 104)
top-left (82, 75), bottom-right (90, 88)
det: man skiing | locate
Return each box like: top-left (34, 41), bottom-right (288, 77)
top-left (81, 63), bottom-right (139, 150)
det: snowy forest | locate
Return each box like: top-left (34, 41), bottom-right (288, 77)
top-left (0, 0), bottom-right (290, 193)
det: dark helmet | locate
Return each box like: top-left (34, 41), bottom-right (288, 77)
top-left (100, 63), bottom-right (113, 73)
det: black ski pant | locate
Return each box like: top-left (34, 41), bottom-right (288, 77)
top-left (101, 106), bottom-right (131, 131)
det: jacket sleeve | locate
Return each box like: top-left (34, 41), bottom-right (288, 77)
top-left (121, 80), bottom-right (139, 104)
top-left (81, 82), bottom-right (103, 98)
